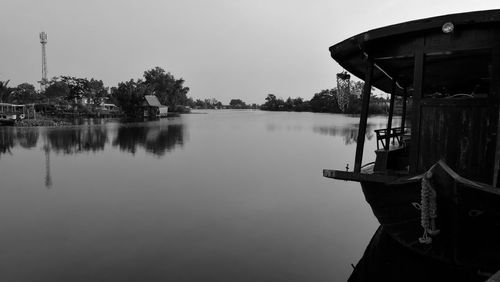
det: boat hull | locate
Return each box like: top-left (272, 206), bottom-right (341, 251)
top-left (360, 161), bottom-right (500, 271)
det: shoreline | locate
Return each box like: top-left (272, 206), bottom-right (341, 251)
top-left (14, 117), bottom-right (72, 127)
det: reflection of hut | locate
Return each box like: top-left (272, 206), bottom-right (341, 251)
top-left (143, 95), bottom-right (168, 118)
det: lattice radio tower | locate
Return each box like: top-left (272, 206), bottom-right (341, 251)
top-left (39, 31), bottom-right (48, 91)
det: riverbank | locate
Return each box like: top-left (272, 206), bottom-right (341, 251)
top-left (14, 116), bottom-right (72, 127)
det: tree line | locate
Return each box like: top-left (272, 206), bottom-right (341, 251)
top-left (185, 98), bottom-right (258, 109)
top-left (0, 69), bottom-right (405, 118)
top-left (0, 67), bottom-right (258, 118)
top-left (261, 81), bottom-right (396, 115)
top-left (0, 66), bottom-right (190, 118)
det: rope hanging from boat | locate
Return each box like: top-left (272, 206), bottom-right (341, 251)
top-left (418, 171), bottom-right (440, 244)
top-left (336, 71), bottom-right (350, 113)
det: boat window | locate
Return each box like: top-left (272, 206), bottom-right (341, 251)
top-left (423, 49), bottom-right (491, 98)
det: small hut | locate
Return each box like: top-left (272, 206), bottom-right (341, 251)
top-left (143, 95), bottom-right (168, 118)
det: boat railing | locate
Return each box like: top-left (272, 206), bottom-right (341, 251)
top-left (374, 127), bottom-right (406, 150)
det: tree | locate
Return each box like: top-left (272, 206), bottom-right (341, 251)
top-left (229, 99), bottom-right (246, 109)
top-left (201, 98), bottom-right (222, 109)
top-left (45, 79), bottom-right (70, 101)
top-left (194, 99), bottom-right (206, 109)
top-left (58, 76), bottom-right (89, 102)
top-left (291, 97), bottom-right (309, 112)
top-left (0, 80), bottom-right (12, 102)
top-left (186, 97), bottom-right (195, 108)
top-left (284, 97), bottom-right (294, 111)
top-left (309, 89), bottom-right (340, 113)
top-left (171, 78), bottom-right (189, 106)
top-left (261, 94), bottom-right (284, 111)
top-left (143, 67), bottom-right (190, 109)
top-left (87, 78), bottom-right (108, 106)
top-left (9, 83), bottom-right (38, 104)
top-left (112, 79), bottom-right (151, 117)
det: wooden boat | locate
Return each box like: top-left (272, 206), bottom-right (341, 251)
top-left (0, 114), bottom-right (16, 126)
top-left (323, 9), bottom-right (500, 273)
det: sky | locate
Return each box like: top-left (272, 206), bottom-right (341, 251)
top-left (2, 0), bottom-right (500, 104)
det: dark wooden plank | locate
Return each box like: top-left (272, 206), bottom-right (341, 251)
top-left (401, 88), bottom-right (407, 129)
top-left (492, 46), bottom-right (500, 187)
top-left (366, 10), bottom-right (500, 41)
top-left (370, 30), bottom-right (496, 61)
top-left (418, 103), bottom-right (495, 183)
top-left (385, 81), bottom-right (397, 148)
top-left (420, 98), bottom-right (490, 107)
top-left (354, 58), bottom-right (374, 172)
top-left (323, 169), bottom-right (399, 183)
top-left (409, 38), bottom-right (424, 174)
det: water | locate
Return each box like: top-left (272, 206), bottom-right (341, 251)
top-left (0, 110), bottom-right (390, 282)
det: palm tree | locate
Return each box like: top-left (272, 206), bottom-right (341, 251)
top-left (0, 80), bottom-right (11, 102)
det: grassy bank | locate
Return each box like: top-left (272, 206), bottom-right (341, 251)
top-left (15, 116), bottom-right (72, 127)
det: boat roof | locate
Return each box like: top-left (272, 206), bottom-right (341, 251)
top-left (330, 9), bottom-right (500, 94)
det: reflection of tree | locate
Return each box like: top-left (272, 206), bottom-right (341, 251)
top-left (313, 123), bottom-right (378, 145)
top-left (112, 126), bottom-right (147, 155)
top-left (44, 145), bottom-right (52, 188)
top-left (113, 123), bottom-right (185, 156)
top-left (46, 125), bottom-right (108, 154)
top-left (16, 128), bottom-right (39, 148)
top-left (0, 121), bottom-right (185, 159)
top-left (0, 128), bottom-right (15, 157)
top-left (0, 128), bottom-right (40, 158)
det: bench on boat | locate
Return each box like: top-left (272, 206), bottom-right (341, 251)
top-left (374, 127), bottom-right (407, 150)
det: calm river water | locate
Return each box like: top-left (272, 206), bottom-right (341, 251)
top-left (0, 110), bottom-right (391, 282)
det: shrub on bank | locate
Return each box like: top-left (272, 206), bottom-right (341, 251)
top-left (15, 116), bottom-right (71, 127)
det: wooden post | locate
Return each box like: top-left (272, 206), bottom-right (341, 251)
top-left (492, 46), bottom-right (500, 187)
top-left (401, 88), bottom-right (407, 130)
top-left (354, 58), bottom-right (374, 173)
top-left (409, 39), bottom-right (425, 174)
top-left (385, 81), bottom-right (397, 149)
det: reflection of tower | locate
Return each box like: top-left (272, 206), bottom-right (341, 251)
top-left (43, 145), bottom-right (52, 188)
top-left (39, 32), bottom-right (48, 91)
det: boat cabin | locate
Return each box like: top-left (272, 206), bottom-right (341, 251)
top-left (324, 9), bottom-right (500, 186)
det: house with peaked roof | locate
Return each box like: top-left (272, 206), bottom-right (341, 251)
top-left (143, 95), bottom-right (168, 118)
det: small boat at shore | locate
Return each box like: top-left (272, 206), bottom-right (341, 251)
top-left (0, 114), bottom-right (16, 126)
top-left (323, 9), bottom-right (500, 276)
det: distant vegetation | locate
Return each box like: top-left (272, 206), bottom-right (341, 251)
top-left (0, 68), bottom-right (404, 120)
top-left (261, 81), bottom-right (392, 115)
top-left (0, 66), bottom-right (191, 118)
top-left (0, 66), bottom-right (259, 119)
top-left (185, 98), bottom-right (258, 110)
top-left (111, 67), bottom-right (190, 117)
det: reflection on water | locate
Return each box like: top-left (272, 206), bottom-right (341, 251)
top-left (0, 128), bottom-right (39, 157)
top-left (0, 119), bottom-right (186, 157)
top-left (43, 145), bottom-right (52, 188)
top-left (266, 117), bottom-right (388, 145)
top-left (312, 123), bottom-right (380, 145)
top-left (0, 112), bottom-right (386, 282)
top-left (0, 119), bottom-right (187, 189)
top-left (0, 128), bottom-right (15, 156)
top-left (112, 123), bottom-right (185, 156)
top-left (17, 129), bottom-right (39, 149)
top-left (46, 125), bottom-right (108, 154)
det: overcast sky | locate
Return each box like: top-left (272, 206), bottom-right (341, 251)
top-left (2, 1), bottom-right (500, 104)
